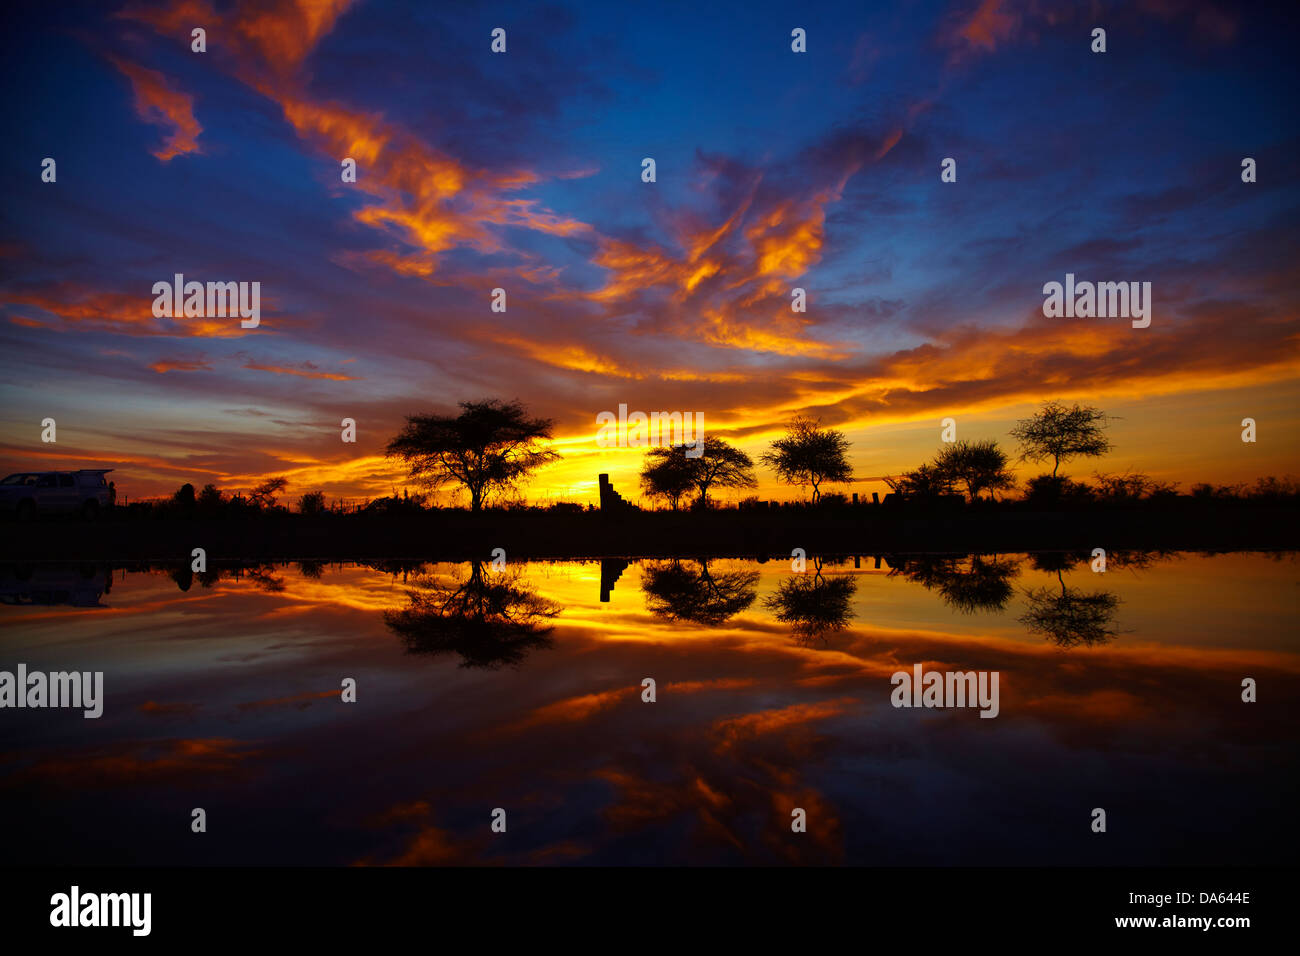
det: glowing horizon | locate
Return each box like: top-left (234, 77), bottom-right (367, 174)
top-left (2, 0), bottom-right (1297, 505)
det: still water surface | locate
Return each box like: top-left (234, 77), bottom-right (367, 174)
top-left (1, 552), bottom-right (1295, 865)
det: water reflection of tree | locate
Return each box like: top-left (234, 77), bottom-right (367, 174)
top-left (889, 554), bottom-right (1019, 613)
top-left (1019, 569), bottom-right (1121, 648)
top-left (1030, 549), bottom-right (1165, 575)
top-left (642, 560), bottom-right (759, 626)
top-left (763, 558), bottom-right (857, 645)
top-left (383, 560), bottom-right (560, 668)
top-left (168, 562), bottom-right (286, 591)
top-left (243, 566), bottom-right (286, 593)
top-left (296, 560), bottom-right (325, 580)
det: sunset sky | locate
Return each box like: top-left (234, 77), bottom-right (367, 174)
top-left (2, 0), bottom-right (1297, 505)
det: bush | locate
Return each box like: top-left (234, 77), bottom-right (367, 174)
top-left (363, 493), bottom-right (428, 515)
top-left (1247, 476), bottom-right (1300, 501)
top-left (1093, 472), bottom-right (1178, 502)
top-left (1023, 474), bottom-right (1094, 506)
top-left (885, 463), bottom-right (955, 498)
top-left (171, 483), bottom-right (196, 512)
top-left (196, 483), bottom-right (224, 515)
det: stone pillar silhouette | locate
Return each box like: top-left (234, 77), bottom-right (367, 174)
top-left (598, 474), bottom-right (630, 512)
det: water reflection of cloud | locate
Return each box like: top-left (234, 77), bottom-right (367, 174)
top-left (4, 737), bottom-right (263, 790)
top-left (2, 553), bottom-right (1295, 865)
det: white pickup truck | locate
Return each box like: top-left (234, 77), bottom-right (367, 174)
top-left (0, 469), bottom-right (114, 520)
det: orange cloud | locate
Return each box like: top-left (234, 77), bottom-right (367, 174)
top-left (150, 356), bottom-right (211, 373)
top-left (276, 91), bottom-right (592, 270)
top-left (114, 0), bottom-right (868, 367)
top-left (4, 737), bottom-right (260, 789)
top-left (119, 0), bottom-right (355, 75)
top-left (584, 157), bottom-right (876, 359)
top-left (712, 698), bottom-right (855, 752)
top-left (242, 359), bottom-right (357, 380)
top-left (336, 248), bottom-right (436, 277)
top-left (237, 688), bottom-right (339, 711)
top-left (6, 286), bottom-right (157, 330)
top-left (235, 0), bottom-right (356, 74)
top-left (107, 55), bottom-right (202, 161)
top-left (121, 0), bottom-right (590, 277)
top-left (503, 677), bottom-right (757, 733)
top-left (479, 331), bottom-right (645, 379)
top-left (955, 0), bottom-right (1019, 52)
top-left (3, 283), bottom-right (248, 338)
top-left (508, 687), bottom-right (632, 730)
top-left (138, 700), bottom-right (199, 715)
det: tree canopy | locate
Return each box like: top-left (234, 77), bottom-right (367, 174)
top-left (383, 561), bottom-right (560, 668)
top-left (1019, 570), bottom-right (1122, 647)
top-left (248, 476), bottom-right (287, 509)
top-left (690, 436), bottom-right (757, 507)
top-left (640, 446), bottom-right (698, 510)
top-left (760, 415), bottom-right (853, 503)
top-left (640, 437), bottom-right (756, 509)
top-left (763, 562), bottom-right (858, 644)
top-left (931, 439), bottom-right (1016, 501)
top-left (1010, 400), bottom-right (1113, 476)
top-left (386, 399), bottom-right (559, 511)
top-left (885, 462), bottom-right (956, 498)
top-left (641, 560), bottom-right (759, 625)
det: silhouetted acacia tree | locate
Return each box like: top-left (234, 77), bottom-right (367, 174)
top-left (640, 447), bottom-right (697, 510)
top-left (386, 399), bottom-right (559, 511)
top-left (761, 416), bottom-right (853, 504)
top-left (932, 439), bottom-right (1016, 501)
top-left (1010, 400), bottom-right (1113, 476)
top-left (884, 463), bottom-right (956, 498)
top-left (248, 476), bottom-right (288, 510)
top-left (690, 437), bottom-right (757, 508)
